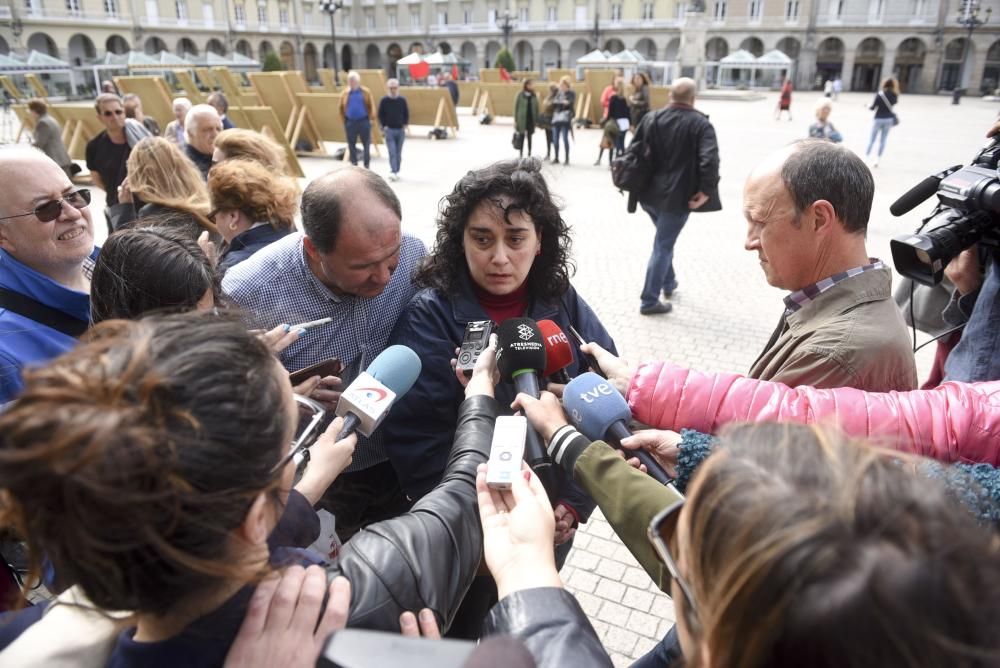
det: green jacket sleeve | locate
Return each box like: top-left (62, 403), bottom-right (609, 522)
top-left (573, 440), bottom-right (682, 591)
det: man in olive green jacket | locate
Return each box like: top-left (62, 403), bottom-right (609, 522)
top-left (743, 140), bottom-right (917, 392)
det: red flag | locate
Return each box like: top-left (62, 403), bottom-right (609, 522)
top-left (452, 64), bottom-right (459, 81)
top-left (499, 66), bottom-right (512, 82)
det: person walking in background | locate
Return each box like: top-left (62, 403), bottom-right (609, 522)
top-left (27, 98), bottom-right (73, 178)
top-left (776, 76), bottom-right (793, 120)
top-left (607, 78), bottom-right (630, 158)
top-left (378, 78), bottom-right (409, 181)
top-left (540, 83), bottom-right (558, 160)
top-left (832, 76), bottom-right (843, 100)
top-left (550, 76), bottom-right (576, 165)
top-left (866, 77), bottom-right (899, 168)
top-left (808, 99), bottom-right (842, 143)
top-left (632, 77), bottom-right (720, 316)
top-left (823, 79), bottom-right (834, 98)
top-left (513, 79), bottom-right (538, 158)
top-left (206, 92), bottom-right (235, 130)
top-left (628, 72), bottom-right (651, 129)
top-left (339, 71), bottom-right (376, 169)
top-left (164, 97), bottom-right (191, 148)
top-left (122, 94), bottom-right (161, 136)
top-left (594, 119), bottom-right (620, 167)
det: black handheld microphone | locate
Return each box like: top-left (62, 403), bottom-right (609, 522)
top-left (564, 372), bottom-right (673, 485)
top-left (889, 166), bottom-right (962, 217)
top-left (496, 318), bottom-right (558, 499)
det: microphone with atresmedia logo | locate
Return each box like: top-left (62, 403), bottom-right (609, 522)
top-left (496, 318), bottom-right (558, 498)
top-left (335, 345), bottom-right (422, 440)
top-left (538, 319), bottom-right (574, 385)
top-left (563, 372), bottom-right (672, 485)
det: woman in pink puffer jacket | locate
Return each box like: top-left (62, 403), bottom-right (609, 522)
top-left (581, 344), bottom-right (1000, 465)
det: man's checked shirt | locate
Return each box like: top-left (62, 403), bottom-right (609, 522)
top-left (222, 231), bottom-right (427, 471)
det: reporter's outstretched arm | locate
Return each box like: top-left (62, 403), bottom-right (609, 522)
top-left (326, 340), bottom-right (500, 632)
top-left (476, 463), bottom-right (612, 668)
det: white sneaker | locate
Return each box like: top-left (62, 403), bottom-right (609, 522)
top-left (871, 157), bottom-right (879, 168)
top-left (389, 172), bottom-right (398, 181)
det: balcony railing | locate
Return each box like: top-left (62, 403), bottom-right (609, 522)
top-left (816, 12), bottom-right (931, 27)
top-left (20, 6), bottom-right (130, 22)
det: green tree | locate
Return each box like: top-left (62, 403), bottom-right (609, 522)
top-left (494, 48), bottom-right (515, 72)
top-left (262, 51), bottom-right (285, 71)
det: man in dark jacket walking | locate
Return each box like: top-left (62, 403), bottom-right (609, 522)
top-left (633, 77), bottom-right (721, 315)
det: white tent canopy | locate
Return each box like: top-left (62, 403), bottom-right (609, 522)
top-left (396, 52), bottom-right (424, 65)
top-left (718, 48), bottom-right (793, 88)
top-left (576, 49), bottom-right (609, 64)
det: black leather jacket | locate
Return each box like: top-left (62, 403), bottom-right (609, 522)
top-left (484, 587), bottom-right (613, 667)
top-left (333, 394), bottom-right (498, 632)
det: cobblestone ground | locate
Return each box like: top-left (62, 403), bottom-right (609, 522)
top-left (85, 90), bottom-right (998, 664)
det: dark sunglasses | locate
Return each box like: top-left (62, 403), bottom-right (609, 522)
top-left (0, 188), bottom-right (91, 223)
top-left (271, 394), bottom-right (327, 474)
top-left (647, 495), bottom-right (701, 632)
top-left (102, 108), bottom-right (124, 117)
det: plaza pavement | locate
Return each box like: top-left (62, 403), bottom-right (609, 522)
top-left (85, 90), bottom-right (998, 664)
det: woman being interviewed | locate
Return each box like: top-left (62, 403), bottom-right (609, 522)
top-left (0, 313), bottom-right (501, 665)
top-left (383, 158), bottom-right (615, 570)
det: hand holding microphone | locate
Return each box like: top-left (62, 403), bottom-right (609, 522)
top-left (619, 430), bottom-right (681, 478)
top-left (335, 345), bottom-right (422, 440)
top-left (562, 372), bottom-right (673, 485)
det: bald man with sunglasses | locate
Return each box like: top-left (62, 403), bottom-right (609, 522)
top-left (0, 147), bottom-right (96, 404)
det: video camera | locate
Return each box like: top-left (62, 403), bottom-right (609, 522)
top-left (890, 139), bottom-right (1000, 285)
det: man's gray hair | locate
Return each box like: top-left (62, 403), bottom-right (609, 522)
top-left (781, 139), bottom-right (873, 235)
top-left (184, 103), bottom-right (219, 135)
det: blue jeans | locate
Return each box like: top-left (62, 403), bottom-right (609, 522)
top-left (552, 123), bottom-right (570, 160)
top-left (384, 127), bottom-right (405, 174)
top-left (345, 117), bottom-right (371, 167)
top-left (631, 625), bottom-right (684, 668)
top-left (866, 117), bottom-right (894, 157)
top-left (640, 204), bottom-right (690, 308)
top-left (944, 254), bottom-right (1000, 382)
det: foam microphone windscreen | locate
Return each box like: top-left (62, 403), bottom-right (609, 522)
top-left (365, 345), bottom-right (423, 397)
top-left (563, 372), bottom-right (631, 441)
top-left (495, 318), bottom-right (546, 383)
top-left (537, 320), bottom-right (575, 378)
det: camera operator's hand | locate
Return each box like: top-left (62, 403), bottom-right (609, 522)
top-left (294, 416), bottom-right (357, 505)
top-left (620, 429), bottom-right (682, 478)
top-left (477, 463), bottom-right (562, 599)
top-left (511, 391), bottom-right (570, 442)
top-left (987, 119), bottom-right (1000, 139)
top-left (580, 342), bottom-right (634, 396)
top-left (399, 609), bottom-right (441, 639)
top-left (945, 246), bottom-right (984, 296)
top-left (461, 334), bottom-right (499, 399)
top-left (224, 567), bottom-right (351, 668)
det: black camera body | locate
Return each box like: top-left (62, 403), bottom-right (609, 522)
top-left (890, 140), bottom-right (1000, 285)
top-left (457, 320), bottom-right (495, 378)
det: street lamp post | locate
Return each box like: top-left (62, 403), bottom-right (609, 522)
top-left (954, 0), bottom-right (991, 104)
top-left (498, 9), bottom-right (514, 49)
top-left (320, 0), bottom-right (344, 86)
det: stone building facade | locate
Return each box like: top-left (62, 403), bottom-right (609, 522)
top-left (2, 0), bottom-right (999, 92)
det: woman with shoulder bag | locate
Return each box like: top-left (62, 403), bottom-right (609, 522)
top-left (539, 83), bottom-right (557, 160)
top-left (513, 79), bottom-right (539, 158)
top-left (550, 77), bottom-right (576, 165)
top-left (866, 77), bottom-right (899, 168)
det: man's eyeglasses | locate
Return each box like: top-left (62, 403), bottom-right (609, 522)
top-left (102, 108), bottom-right (124, 117)
top-left (648, 496), bottom-right (701, 632)
top-left (0, 189), bottom-right (91, 223)
top-left (272, 394), bottom-right (327, 474)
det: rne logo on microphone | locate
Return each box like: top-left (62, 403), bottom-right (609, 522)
top-left (516, 323), bottom-right (535, 341)
top-left (546, 333), bottom-right (568, 346)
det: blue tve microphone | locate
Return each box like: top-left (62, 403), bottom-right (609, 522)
top-left (563, 372), bottom-right (672, 485)
top-left (335, 345), bottom-right (422, 440)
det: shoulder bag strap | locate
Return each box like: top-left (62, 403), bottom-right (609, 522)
top-left (0, 286), bottom-right (88, 338)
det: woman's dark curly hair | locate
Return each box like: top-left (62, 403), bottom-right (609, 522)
top-left (415, 157), bottom-right (574, 300)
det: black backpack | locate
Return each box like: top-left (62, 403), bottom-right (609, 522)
top-left (611, 111), bottom-right (658, 211)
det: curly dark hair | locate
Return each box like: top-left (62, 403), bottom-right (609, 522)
top-left (415, 157), bottom-right (574, 300)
